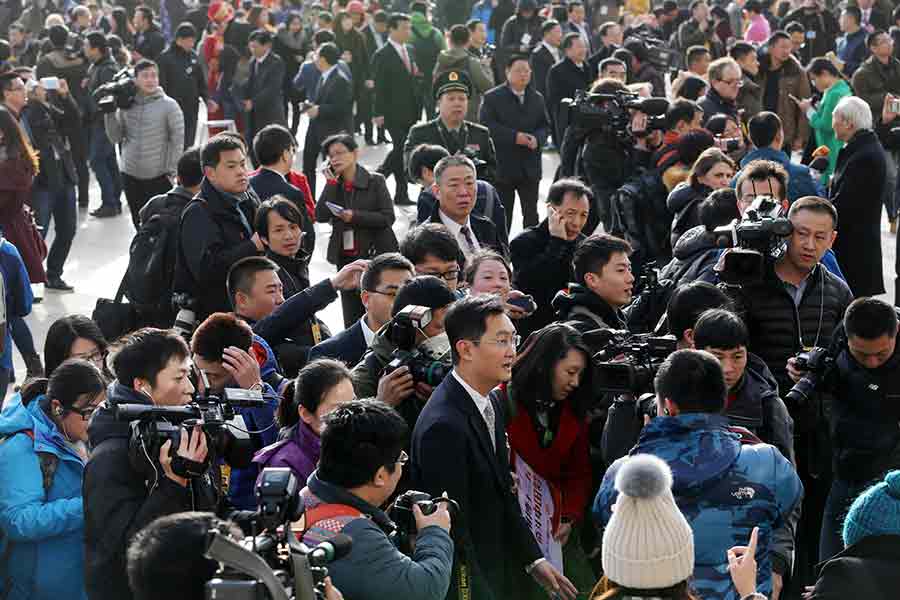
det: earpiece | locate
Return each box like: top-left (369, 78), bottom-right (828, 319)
top-left (54, 406), bottom-right (64, 416)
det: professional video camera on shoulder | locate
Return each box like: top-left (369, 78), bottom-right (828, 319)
top-left (561, 89), bottom-right (670, 142)
top-left (712, 195), bottom-right (793, 285)
top-left (584, 328), bottom-right (677, 395)
top-left (92, 67), bottom-right (137, 113)
top-left (382, 305), bottom-right (452, 387)
top-left (115, 381), bottom-right (268, 481)
top-left (205, 467), bottom-right (353, 600)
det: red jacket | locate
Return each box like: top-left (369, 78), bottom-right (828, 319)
top-left (499, 384), bottom-right (592, 523)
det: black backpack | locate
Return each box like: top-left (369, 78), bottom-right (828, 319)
top-left (123, 194), bottom-right (187, 326)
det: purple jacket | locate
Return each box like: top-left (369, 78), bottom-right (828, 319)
top-left (252, 420), bottom-right (321, 487)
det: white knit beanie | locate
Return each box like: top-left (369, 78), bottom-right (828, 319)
top-left (602, 454), bottom-right (695, 590)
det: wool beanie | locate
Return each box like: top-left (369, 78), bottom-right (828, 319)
top-left (843, 470), bottom-right (900, 548)
top-left (602, 454), bottom-right (695, 590)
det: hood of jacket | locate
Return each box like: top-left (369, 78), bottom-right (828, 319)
top-left (667, 180), bottom-right (708, 214)
top-left (633, 413), bottom-right (741, 496)
top-left (0, 392), bottom-right (37, 437)
top-left (0, 392), bottom-right (83, 461)
top-left (437, 46), bottom-right (472, 68)
top-left (252, 420), bottom-right (320, 471)
top-left (673, 224), bottom-right (717, 260)
top-left (551, 283), bottom-right (626, 328)
top-left (87, 382), bottom-right (151, 448)
top-left (44, 48), bottom-right (86, 72)
top-left (729, 352), bottom-right (780, 422)
top-left (410, 12), bottom-right (435, 37)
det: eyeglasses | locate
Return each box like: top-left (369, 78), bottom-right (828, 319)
top-left (396, 450), bottom-right (409, 466)
top-left (473, 335), bottom-right (521, 349)
top-left (71, 403), bottom-right (102, 421)
top-left (719, 78), bottom-right (743, 86)
top-left (420, 268), bottom-right (460, 282)
top-left (72, 349), bottom-right (106, 364)
top-left (366, 288), bottom-right (399, 299)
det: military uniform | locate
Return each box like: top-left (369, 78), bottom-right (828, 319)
top-left (403, 70), bottom-right (498, 183)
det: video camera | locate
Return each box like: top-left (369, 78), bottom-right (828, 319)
top-left (626, 32), bottom-right (677, 74)
top-left (205, 467), bottom-right (353, 600)
top-left (712, 196), bottom-right (794, 285)
top-left (785, 347), bottom-right (836, 406)
top-left (115, 387), bottom-right (267, 480)
top-left (382, 305), bottom-right (452, 387)
top-left (584, 328), bottom-right (678, 395)
top-left (93, 68), bottom-right (137, 114)
top-left (560, 89), bottom-right (669, 142)
top-left (388, 490), bottom-right (460, 556)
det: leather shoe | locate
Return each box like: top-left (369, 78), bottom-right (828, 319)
top-left (394, 196), bottom-right (415, 206)
top-left (46, 276), bottom-right (75, 292)
top-left (91, 205), bottom-right (121, 218)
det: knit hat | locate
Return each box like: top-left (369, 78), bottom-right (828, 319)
top-left (843, 470), bottom-right (900, 548)
top-left (602, 455), bottom-right (695, 590)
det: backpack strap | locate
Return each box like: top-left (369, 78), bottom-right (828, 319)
top-left (0, 430), bottom-right (57, 494)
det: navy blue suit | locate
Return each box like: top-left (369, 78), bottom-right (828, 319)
top-left (307, 318), bottom-right (367, 367)
top-left (410, 373), bottom-right (542, 600)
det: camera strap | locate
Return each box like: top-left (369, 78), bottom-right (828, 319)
top-left (170, 454), bottom-right (209, 479)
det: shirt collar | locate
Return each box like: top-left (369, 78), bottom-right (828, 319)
top-left (320, 63), bottom-right (339, 84)
top-left (542, 40), bottom-right (559, 58)
top-left (452, 370), bottom-right (490, 415)
top-left (438, 209), bottom-right (470, 236)
top-left (388, 38), bottom-right (405, 54)
top-left (360, 315), bottom-right (376, 347)
top-left (261, 166), bottom-right (287, 181)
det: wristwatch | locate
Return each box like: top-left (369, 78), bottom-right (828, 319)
top-left (249, 381), bottom-right (264, 393)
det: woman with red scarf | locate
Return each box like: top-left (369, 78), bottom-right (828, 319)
top-left (492, 322), bottom-right (596, 598)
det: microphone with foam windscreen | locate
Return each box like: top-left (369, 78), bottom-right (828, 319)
top-left (307, 533), bottom-right (353, 567)
top-left (810, 145), bottom-right (830, 174)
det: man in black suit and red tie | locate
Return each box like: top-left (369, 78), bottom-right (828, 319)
top-left (372, 12), bottom-right (423, 206)
top-left (245, 29), bottom-right (286, 165)
top-left (410, 295), bottom-right (578, 600)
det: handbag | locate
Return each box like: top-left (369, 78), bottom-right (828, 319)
top-left (91, 275), bottom-right (139, 342)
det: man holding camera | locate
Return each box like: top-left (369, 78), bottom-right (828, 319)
top-left (787, 298), bottom-right (900, 563)
top-left (350, 275), bottom-right (456, 426)
top-left (84, 31), bottom-right (123, 218)
top-left (297, 400), bottom-right (454, 600)
top-left (552, 233), bottom-right (635, 333)
top-left (84, 328), bottom-right (218, 600)
top-left (104, 58), bottom-right (184, 229)
top-left (404, 70), bottom-right (497, 185)
top-left (411, 295), bottom-right (576, 600)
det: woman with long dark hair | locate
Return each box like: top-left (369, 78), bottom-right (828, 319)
top-left (492, 323), bottom-right (596, 597)
top-left (667, 147), bottom-right (736, 248)
top-left (0, 359), bottom-right (107, 600)
top-left (253, 359), bottom-right (355, 486)
top-left (43, 314), bottom-right (110, 378)
top-left (0, 103), bottom-right (46, 380)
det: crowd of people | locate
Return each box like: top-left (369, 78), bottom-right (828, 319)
top-left (0, 0), bottom-right (899, 600)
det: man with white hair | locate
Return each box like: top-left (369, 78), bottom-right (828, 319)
top-left (830, 95), bottom-right (887, 297)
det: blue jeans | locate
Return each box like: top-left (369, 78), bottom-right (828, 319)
top-left (31, 185), bottom-right (77, 279)
top-left (89, 124), bottom-right (122, 209)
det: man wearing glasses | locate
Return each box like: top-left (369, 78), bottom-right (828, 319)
top-left (699, 57), bottom-right (742, 127)
top-left (350, 275), bottom-right (456, 424)
top-left (411, 295), bottom-right (577, 600)
top-left (309, 253), bottom-right (415, 368)
top-left (297, 400), bottom-right (454, 600)
top-left (400, 222), bottom-right (466, 294)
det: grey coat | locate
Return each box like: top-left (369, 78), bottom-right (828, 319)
top-left (104, 87), bottom-right (184, 179)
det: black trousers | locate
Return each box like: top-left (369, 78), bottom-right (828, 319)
top-left (378, 123), bottom-right (411, 202)
top-left (497, 178), bottom-right (540, 231)
top-left (69, 126), bottom-right (90, 206)
top-left (895, 224), bottom-right (899, 307)
top-left (123, 173), bottom-right (172, 230)
top-left (303, 126), bottom-right (322, 199)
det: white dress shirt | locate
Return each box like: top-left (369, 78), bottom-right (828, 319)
top-left (438, 210), bottom-right (480, 258)
top-left (451, 370), bottom-right (493, 436)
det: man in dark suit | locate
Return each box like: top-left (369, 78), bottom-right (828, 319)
top-left (480, 54), bottom-right (549, 230)
top-left (308, 252), bottom-right (414, 367)
top-left (830, 95), bottom-right (887, 297)
top-left (249, 124), bottom-right (316, 261)
top-left (587, 21), bottom-right (623, 73)
top-left (426, 155), bottom-right (509, 261)
top-left (564, 0), bottom-right (594, 53)
top-left (410, 295), bottom-right (577, 600)
top-left (546, 32), bottom-right (593, 144)
top-left (530, 20), bottom-right (561, 104)
top-left (372, 13), bottom-right (422, 205)
top-left (245, 29), bottom-right (286, 165)
top-left (404, 70), bottom-right (497, 184)
top-left (302, 42), bottom-right (354, 195)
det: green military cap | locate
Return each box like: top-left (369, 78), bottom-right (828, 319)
top-left (434, 70), bottom-right (472, 100)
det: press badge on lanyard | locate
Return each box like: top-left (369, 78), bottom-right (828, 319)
top-left (343, 229), bottom-right (357, 254)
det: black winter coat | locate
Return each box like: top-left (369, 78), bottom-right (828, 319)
top-left (658, 225), bottom-right (720, 285)
top-left (698, 87), bottom-right (739, 126)
top-left (22, 96), bottom-right (78, 190)
top-left (510, 220), bottom-right (585, 338)
top-left (173, 179), bottom-right (261, 320)
top-left (84, 383), bottom-right (220, 600)
top-left (732, 260), bottom-right (853, 430)
top-left (479, 83), bottom-right (549, 183)
top-left (830, 128), bottom-right (887, 297)
top-left (667, 180), bottom-right (712, 250)
top-left (811, 535), bottom-right (900, 600)
top-left (551, 283), bottom-right (627, 334)
top-left (157, 44), bottom-right (207, 110)
top-left (546, 57), bottom-right (594, 142)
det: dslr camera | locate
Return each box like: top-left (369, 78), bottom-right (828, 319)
top-left (382, 305), bottom-right (452, 387)
top-left (205, 467), bottom-right (353, 600)
top-left (584, 328), bottom-right (678, 395)
top-left (712, 196), bottom-right (794, 285)
top-left (560, 89), bottom-right (669, 143)
top-left (785, 347), bottom-right (836, 406)
top-left (389, 490), bottom-right (459, 556)
top-left (115, 387), bottom-right (267, 481)
top-left (93, 68), bottom-right (138, 113)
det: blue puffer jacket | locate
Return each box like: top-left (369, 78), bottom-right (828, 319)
top-left (594, 413), bottom-right (803, 600)
top-left (734, 146), bottom-right (825, 202)
top-left (0, 393), bottom-right (87, 600)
